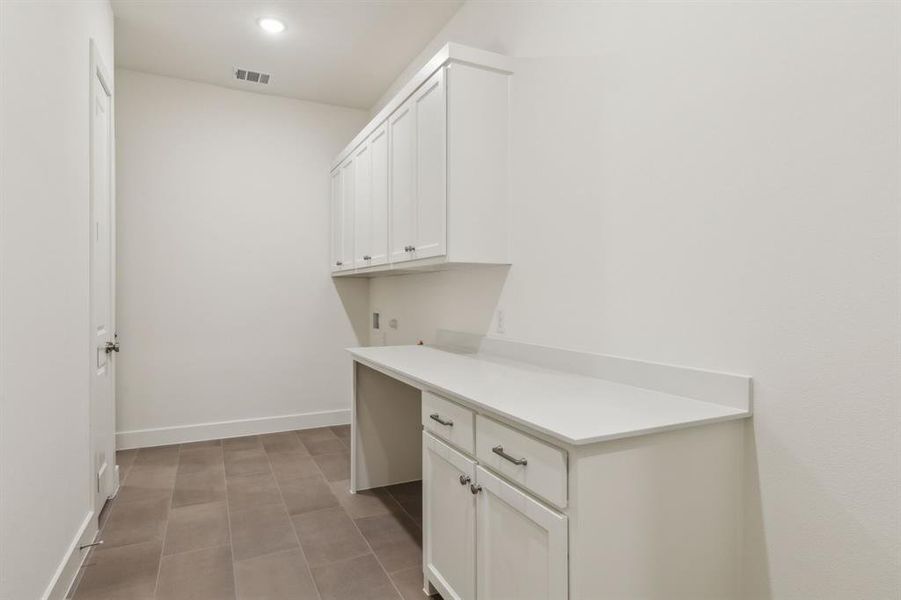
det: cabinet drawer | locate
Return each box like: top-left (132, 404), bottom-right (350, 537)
top-left (475, 415), bottom-right (567, 509)
top-left (422, 391), bottom-right (474, 454)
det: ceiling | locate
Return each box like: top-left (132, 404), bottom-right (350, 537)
top-left (112, 1), bottom-right (463, 109)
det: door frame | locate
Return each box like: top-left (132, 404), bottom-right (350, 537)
top-left (88, 38), bottom-right (116, 516)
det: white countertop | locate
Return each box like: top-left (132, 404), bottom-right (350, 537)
top-left (348, 344), bottom-right (750, 446)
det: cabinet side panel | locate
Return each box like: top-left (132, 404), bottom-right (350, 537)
top-left (446, 63), bottom-right (510, 264)
top-left (570, 421), bottom-right (744, 600)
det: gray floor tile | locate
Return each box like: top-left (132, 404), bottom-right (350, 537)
top-left (224, 448), bottom-right (272, 478)
top-left (157, 545), bottom-right (235, 600)
top-left (279, 473), bottom-right (339, 515)
top-left (133, 444), bottom-right (180, 468)
top-left (234, 548), bottom-right (318, 600)
top-left (355, 510), bottom-right (423, 573)
top-left (391, 565), bottom-right (434, 600)
top-left (302, 437), bottom-right (348, 455)
top-left (291, 506), bottom-right (370, 568)
top-left (312, 451), bottom-right (350, 482)
top-left (311, 553), bottom-right (401, 600)
top-left (296, 426), bottom-right (339, 444)
top-left (101, 496), bottom-right (169, 549)
top-left (172, 467), bottom-right (226, 508)
top-left (177, 446), bottom-right (224, 476)
top-left (260, 431), bottom-right (304, 454)
top-left (226, 471), bottom-right (283, 512)
top-left (386, 480), bottom-right (423, 519)
top-left (222, 435), bottom-right (262, 451)
top-left (117, 464), bottom-right (177, 504)
top-left (330, 479), bottom-right (402, 519)
top-left (230, 504), bottom-right (299, 561)
top-left (267, 450), bottom-right (319, 484)
top-left (73, 540), bottom-right (161, 600)
top-left (163, 501), bottom-right (230, 556)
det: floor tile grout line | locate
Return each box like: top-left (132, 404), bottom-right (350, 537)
top-left (151, 443), bottom-right (181, 598)
top-left (266, 430), bottom-right (324, 600)
top-left (222, 438), bottom-right (242, 600)
top-left (308, 435), bottom-right (409, 600)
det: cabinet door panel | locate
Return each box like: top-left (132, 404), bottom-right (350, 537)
top-left (476, 466), bottom-right (568, 600)
top-left (413, 68), bottom-right (447, 259)
top-left (389, 99), bottom-right (416, 263)
top-left (369, 124), bottom-right (389, 266)
top-left (329, 168), bottom-right (343, 271)
top-left (353, 141), bottom-right (371, 268)
top-left (340, 158), bottom-right (355, 269)
top-left (424, 433), bottom-right (476, 600)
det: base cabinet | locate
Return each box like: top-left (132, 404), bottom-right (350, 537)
top-left (475, 466), bottom-right (568, 600)
top-left (423, 431), bottom-right (568, 600)
top-left (423, 433), bottom-right (476, 600)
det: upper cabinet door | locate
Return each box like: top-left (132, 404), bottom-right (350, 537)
top-left (388, 98), bottom-right (416, 263)
top-left (339, 157), bottom-right (355, 270)
top-left (353, 140), bottom-right (371, 268)
top-left (475, 465), bottom-right (568, 600)
top-left (369, 124), bottom-right (389, 266)
top-left (413, 67), bottom-right (447, 260)
top-left (329, 168), bottom-right (343, 271)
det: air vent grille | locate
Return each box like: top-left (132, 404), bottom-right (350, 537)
top-left (234, 67), bottom-right (270, 85)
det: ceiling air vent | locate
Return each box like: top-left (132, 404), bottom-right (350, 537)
top-left (234, 67), bottom-right (270, 85)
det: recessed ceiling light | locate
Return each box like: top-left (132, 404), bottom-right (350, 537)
top-left (258, 17), bottom-right (285, 34)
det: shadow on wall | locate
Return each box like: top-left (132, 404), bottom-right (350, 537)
top-left (333, 276), bottom-right (371, 346)
top-left (368, 266), bottom-right (511, 346)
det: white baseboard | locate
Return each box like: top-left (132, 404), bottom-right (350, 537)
top-left (116, 408), bottom-right (351, 450)
top-left (43, 510), bottom-right (96, 600)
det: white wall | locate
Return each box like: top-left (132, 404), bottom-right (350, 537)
top-left (0, 1), bottom-right (114, 598)
top-left (368, 2), bottom-right (900, 598)
top-left (115, 70), bottom-right (369, 447)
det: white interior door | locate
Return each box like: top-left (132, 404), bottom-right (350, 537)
top-left (90, 44), bottom-right (117, 516)
top-left (475, 465), bottom-right (568, 600)
top-left (423, 433), bottom-right (476, 600)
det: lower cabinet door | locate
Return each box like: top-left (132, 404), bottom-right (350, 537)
top-left (423, 432), bottom-right (476, 600)
top-left (475, 465), bottom-right (568, 600)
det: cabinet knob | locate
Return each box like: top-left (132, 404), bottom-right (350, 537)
top-left (470, 483), bottom-right (482, 495)
top-left (459, 475), bottom-right (471, 486)
top-left (336, 261), bottom-right (343, 266)
top-left (363, 255), bottom-right (371, 260)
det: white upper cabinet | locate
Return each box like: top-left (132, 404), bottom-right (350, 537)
top-left (369, 125), bottom-right (389, 265)
top-left (412, 68), bottom-right (446, 261)
top-left (353, 141), bottom-right (371, 268)
top-left (338, 157), bottom-right (355, 270)
top-left (388, 98), bottom-right (417, 263)
top-left (329, 44), bottom-right (513, 276)
top-left (329, 168), bottom-right (343, 272)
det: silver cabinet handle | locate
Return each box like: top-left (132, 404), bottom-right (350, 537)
top-left (429, 413), bottom-right (453, 427)
top-left (470, 483), bottom-right (482, 495)
top-left (492, 445), bottom-right (528, 466)
top-left (459, 475), bottom-right (471, 486)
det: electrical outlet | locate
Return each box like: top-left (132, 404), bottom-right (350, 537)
top-left (496, 309), bottom-right (505, 334)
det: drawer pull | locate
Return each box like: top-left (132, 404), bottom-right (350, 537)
top-left (492, 445), bottom-right (528, 466)
top-left (429, 413), bottom-right (454, 427)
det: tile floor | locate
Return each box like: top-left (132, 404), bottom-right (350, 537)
top-left (70, 425), bottom-right (435, 600)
